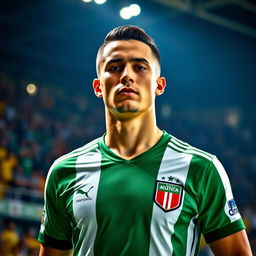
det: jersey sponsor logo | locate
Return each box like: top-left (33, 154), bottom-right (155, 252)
top-left (76, 186), bottom-right (94, 202)
top-left (227, 199), bottom-right (238, 216)
top-left (154, 180), bottom-right (183, 212)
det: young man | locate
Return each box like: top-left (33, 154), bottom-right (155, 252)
top-left (38, 25), bottom-right (252, 256)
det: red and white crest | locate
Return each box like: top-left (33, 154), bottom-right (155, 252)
top-left (154, 180), bottom-right (183, 212)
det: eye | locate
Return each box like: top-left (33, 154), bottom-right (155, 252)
top-left (136, 65), bottom-right (147, 71)
top-left (108, 65), bottom-right (121, 72)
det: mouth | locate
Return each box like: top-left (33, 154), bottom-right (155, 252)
top-left (117, 87), bottom-right (138, 95)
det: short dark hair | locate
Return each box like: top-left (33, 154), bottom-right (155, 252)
top-left (96, 25), bottom-right (161, 75)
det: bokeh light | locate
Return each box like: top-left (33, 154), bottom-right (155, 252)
top-left (129, 4), bottom-right (141, 16)
top-left (120, 4), bottom-right (141, 20)
top-left (26, 83), bottom-right (38, 96)
top-left (94, 0), bottom-right (107, 4)
top-left (120, 7), bottom-right (133, 20)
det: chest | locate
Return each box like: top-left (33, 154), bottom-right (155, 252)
top-left (69, 154), bottom-right (198, 229)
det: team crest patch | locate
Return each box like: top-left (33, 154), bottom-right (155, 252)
top-left (154, 180), bottom-right (183, 212)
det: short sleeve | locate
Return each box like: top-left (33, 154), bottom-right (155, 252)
top-left (38, 164), bottom-right (73, 250)
top-left (198, 156), bottom-right (245, 243)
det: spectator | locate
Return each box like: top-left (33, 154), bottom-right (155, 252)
top-left (0, 220), bottom-right (20, 256)
top-left (23, 228), bottom-right (40, 255)
top-left (0, 148), bottom-right (18, 184)
top-left (0, 147), bottom-right (18, 198)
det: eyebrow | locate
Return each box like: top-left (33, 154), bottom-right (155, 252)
top-left (106, 58), bottom-right (150, 65)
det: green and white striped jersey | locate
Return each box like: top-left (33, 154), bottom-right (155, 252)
top-left (38, 131), bottom-right (245, 256)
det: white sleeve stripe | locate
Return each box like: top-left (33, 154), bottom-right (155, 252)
top-left (212, 156), bottom-right (242, 222)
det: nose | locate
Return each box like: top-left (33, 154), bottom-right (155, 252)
top-left (120, 66), bottom-right (134, 85)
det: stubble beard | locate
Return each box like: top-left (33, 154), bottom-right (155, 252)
top-left (113, 100), bottom-right (140, 114)
top-left (116, 106), bottom-right (139, 113)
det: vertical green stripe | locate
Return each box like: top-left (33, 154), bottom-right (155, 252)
top-left (94, 134), bottom-right (170, 256)
top-left (55, 152), bottom-right (102, 256)
top-left (198, 158), bottom-right (232, 236)
top-left (42, 155), bottom-right (78, 243)
top-left (72, 226), bottom-right (82, 256)
top-left (56, 156), bottom-right (80, 254)
top-left (171, 156), bottom-right (202, 256)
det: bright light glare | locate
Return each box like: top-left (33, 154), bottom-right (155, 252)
top-left (82, 0), bottom-right (92, 2)
top-left (94, 0), bottom-right (107, 4)
top-left (120, 7), bottom-right (132, 20)
top-left (120, 4), bottom-right (141, 20)
top-left (129, 4), bottom-right (141, 16)
top-left (26, 83), bottom-right (37, 96)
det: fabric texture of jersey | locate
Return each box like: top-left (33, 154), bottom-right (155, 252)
top-left (38, 131), bottom-right (245, 256)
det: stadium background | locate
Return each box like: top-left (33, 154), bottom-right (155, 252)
top-left (0, 0), bottom-right (255, 255)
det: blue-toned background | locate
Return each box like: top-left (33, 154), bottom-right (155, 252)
top-left (0, 0), bottom-right (255, 255)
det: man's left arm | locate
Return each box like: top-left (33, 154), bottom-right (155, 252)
top-left (197, 156), bottom-right (252, 255)
top-left (210, 229), bottom-right (252, 255)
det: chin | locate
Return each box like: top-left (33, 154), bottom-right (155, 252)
top-left (116, 106), bottom-right (139, 113)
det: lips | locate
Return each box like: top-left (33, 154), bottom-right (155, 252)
top-left (117, 87), bottom-right (138, 95)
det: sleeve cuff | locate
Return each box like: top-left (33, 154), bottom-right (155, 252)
top-left (204, 219), bottom-right (246, 243)
top-left (38, 232), bottom-right (72, 250)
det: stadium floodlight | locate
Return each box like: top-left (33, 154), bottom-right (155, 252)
top-left (82, 0), bottom-right (92, 3)
top-left (129, 4), bottom-right (141, 16)
top-left (94, 0), bottom-right (107, 4)
top-left (120, 7), bottom-right (132, 20)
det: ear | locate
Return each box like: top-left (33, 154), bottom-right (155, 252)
top-left (92, 79), bottom-right (103, 98)
top-left (155, 77), bottom-right (166, 96)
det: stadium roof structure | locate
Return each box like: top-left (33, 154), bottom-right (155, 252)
top-left (154, 0), bottom-right (256, 38)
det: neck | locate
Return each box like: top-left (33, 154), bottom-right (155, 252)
top-left (104, 109), bottom-right (163, 160)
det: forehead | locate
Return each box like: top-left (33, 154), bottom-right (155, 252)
top-left (100, 40), bottom-right (155, 63)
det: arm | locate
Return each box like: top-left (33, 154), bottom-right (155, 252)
top-left (38, 165), bottom-right (73, 253)
top-left (210, 230), bottom-right (252, 256)
top-left (39, 244), bottom-right (71, 256)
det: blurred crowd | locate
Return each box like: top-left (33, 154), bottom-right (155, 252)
top-left (0, 73), bottom-right (255, 255)
top-left (0, 220), bottom-right (39, 256)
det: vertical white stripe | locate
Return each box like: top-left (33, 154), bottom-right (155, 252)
top-left (149, 147), bottom-right (192, 256)
top-left (190, 228), bottom-right (199, 256)
top-left (163, 192), bottom-right (168, 209)
top-left (167, 193), bottom-right (173, 210)
top-left (185, 215), bottom-right (199, 256)
top-left (212, 157), bottom-right (242, 222)
top-left (73, 148), bottom-right (102, 256)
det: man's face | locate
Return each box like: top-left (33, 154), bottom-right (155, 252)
top-left (93, 40), bottom-right (165, 119)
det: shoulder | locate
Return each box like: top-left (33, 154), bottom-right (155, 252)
top-left (54, 138), bottom-right (100, 166)
top-left (166, 134), bottom-right (226, 179)
top-left (166, 135), bottom-right (234, 195)
top-left (167, 134), bottom-right (214, 163)
top-left (46, 138), bottom-right (100, 182)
